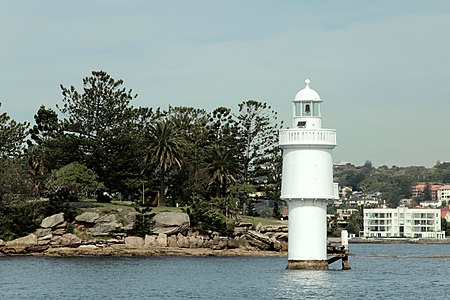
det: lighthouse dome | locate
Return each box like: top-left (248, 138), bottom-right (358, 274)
top-left (294, 79), bottom-right (321, 101)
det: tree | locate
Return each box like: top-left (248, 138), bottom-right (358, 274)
top-left (0, 103), bottom-right (28, 158)
top-left (236, 100), bottom-right (281, 182)
top-left (143, 120), bottom-right (185, 206)
top-left (56, 71), bottom-right (150, 197)
top-left (0, 157), bottom-right (41, 241)
top-left (45, 162), bottom-right (104, 199)
top-left (206, 145), bottom-right (241, 198)
top-left (163, 106), bottom-right (211, 203)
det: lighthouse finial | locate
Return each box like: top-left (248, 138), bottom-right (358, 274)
top-left (305, 78), bottom-right (311, 86)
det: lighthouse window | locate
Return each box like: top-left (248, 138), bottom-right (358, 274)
top-left (294, 102), bottom-right (302, 116)
top-left (313, 102), bottom-right (320, 116)
top-left (305, 104), bottom-right (311, 114)
top-left (297, 121), bottom-right (306, 128)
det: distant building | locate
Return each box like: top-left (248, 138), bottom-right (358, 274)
top-left (412, 183), bottom-right (449, 202)
top-left (335, 208), bottom-right (359, 228)
top-left (363, 206), bottom-right (445, 239)
top-left (437, 185), bottom-right (450, 204)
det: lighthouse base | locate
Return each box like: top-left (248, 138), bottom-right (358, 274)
top-left (286, 260), bottom-right (328, 270)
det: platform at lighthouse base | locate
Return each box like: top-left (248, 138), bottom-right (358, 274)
top-left (287, 245), bottom-right (351, 270)
top-left (286, 260), bottom-right (329, 270)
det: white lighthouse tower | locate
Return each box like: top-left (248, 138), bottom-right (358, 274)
top-left (279, 79), bottom-right (337, 270)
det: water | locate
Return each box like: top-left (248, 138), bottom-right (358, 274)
top-left (1, 244), bottom-right (450, 299)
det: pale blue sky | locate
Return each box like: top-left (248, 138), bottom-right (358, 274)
top-left (1, 1), bottom-right (450, 167)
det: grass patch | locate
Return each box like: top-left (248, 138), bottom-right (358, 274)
top-left (239, 215), bottom-right (285, 226)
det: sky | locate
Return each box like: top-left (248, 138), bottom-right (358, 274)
top-left (1, 0), bottom-right (450, 167)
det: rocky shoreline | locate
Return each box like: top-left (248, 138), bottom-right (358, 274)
top-left (0, 211), bottom-right (288, 257)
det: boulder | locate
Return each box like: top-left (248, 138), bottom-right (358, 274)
top-left (58, 233), bottom-right (82, 247)
top-left (188, 236), bottom-right (197, 248)
top-left (97, 214), bottom-right (118, 223)
top-left (153, 212), bottom-right (190, 235)
top-left (89, 222), bottom-right (122, 236)
top-left (0, 239), bottom-right (5, 246)
top-left (211, 236), bottom-right (228, 250)
top-left (41, 213), bottom-right (65, 228)
top-left (125, 236), bottom-right (144, 246)
top-left (75, 212), bottom-right (100, 223)
top-left (177, 233), bottom-right (189, 248)
top-left (144, 235), bottom-right (157, 247)
top-left (238, 235), bottom-right (250, 249)
top-left (227, 237), bottom-right (240, 249)
top-left (122, 212), bottom-right (138, 231)
top-left (244, 234), bottom-right (270, 250)
top-left (7, 234), bottom-right (38, 246)
top-left (247, 230), bottom-right (272, 244)
top-left (156, 233), bottom-right (167, 247)
top-left (35, 228), bottom-right (52, 238)
top-left (167, 235), bottom-right (178, 247)
top-left (3, 234), bottom-right (38, 254)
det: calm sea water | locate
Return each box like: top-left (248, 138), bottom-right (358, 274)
top-left (1, 244), bottom-right (450, 299)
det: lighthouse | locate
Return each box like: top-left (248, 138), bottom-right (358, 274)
top-left (279, 79), bottom-right (337, 270)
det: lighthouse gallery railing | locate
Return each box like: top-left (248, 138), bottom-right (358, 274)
top-left (279, 129), bottom-right (336, 146)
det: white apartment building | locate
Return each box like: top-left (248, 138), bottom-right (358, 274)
top-left (437, 187), bottom-right (450, 203)
top-left (363, 206), bottom-right (445, 239)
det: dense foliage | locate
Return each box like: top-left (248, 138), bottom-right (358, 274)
top-left (1, 70), bottom-right (449, 239)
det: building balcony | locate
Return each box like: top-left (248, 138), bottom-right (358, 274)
top-left (279, 128), bottom-right (336, 147)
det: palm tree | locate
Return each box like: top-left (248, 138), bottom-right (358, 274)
top-left (144, 121), bottom-right (185, 206)
top-left (206, 145), bottom-right (241, 197)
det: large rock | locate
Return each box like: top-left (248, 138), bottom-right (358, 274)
top-left (89, 222), bottom-right (122, 236)
top-left (3, 234), bottom-right (38, 254)
top-left (41, 213), bottom-right (65, 228)
top-left (58, 233), bottom-right (82, 247)
top-left (75, 212), bottom-right (100, 223)
top-left (144, 235), bottom-right (157, 247)
top-left (247, 230), bottom-right (272, 244)
top-left (7, 234), bottom-right (38, 246)
top-left (244, 234), bottom-right (270, 250)
top-left (122, 212), bottom-right (138, 231)
top-left (156, 233), bottom-right (167, 247)
top-left (0, 239), bottom-right (5, 246)
top-left (227, 237), bottom-right (240, 249)
top-left (97, 214), bottom-right (118, 223)
top-left (211, 236), bottom-right (228, 250)
top-left (177, 233), bottom-right (189, 248)
top-left (125, 236), bottom-right (144, 246)
top-left (153, 212), bottom-right (190, 235)
top-left (35, 228), bottom-right (52, 238)
top-left (167, 235), bottom-right (178, 247)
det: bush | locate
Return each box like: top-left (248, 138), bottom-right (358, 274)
top-left (0, 198), bottom-right (44, 241)
top-left (132, 206), bottom-right (155, 237)
top-left (185, 195), bottom-right (236, 235)
top-left (44, 186), bottom-right (80, 222)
